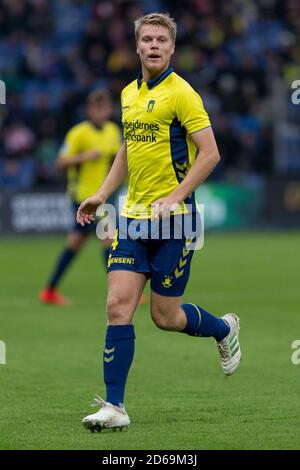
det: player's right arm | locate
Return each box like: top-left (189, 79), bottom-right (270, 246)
top-left (56, 125), bottom-right (101, 170)
top-left (56, 149), bottom-right (100, 170)
top-left (76, 142), bottom-right (128, 226)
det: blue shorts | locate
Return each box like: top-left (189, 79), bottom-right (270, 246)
top-left (107, 216), bottom-right (200, 297)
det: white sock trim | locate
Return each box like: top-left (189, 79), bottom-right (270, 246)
top-left (188, 303), bottom-right (202, 331)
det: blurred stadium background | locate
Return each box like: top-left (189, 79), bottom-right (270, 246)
top-left (0, 0), bottom-right (300, 451)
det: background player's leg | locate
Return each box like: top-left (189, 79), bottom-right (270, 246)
top-left (104, 270), bottom-right (147, 406)
top-left (39, 231), bottom-right (88, 305)
top-left (48, 231), bottom-right (87, 288)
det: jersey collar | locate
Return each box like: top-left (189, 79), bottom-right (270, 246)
top-left (137, 66), bottom-right (174, 90)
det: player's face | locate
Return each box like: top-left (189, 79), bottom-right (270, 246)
top-left (88, 100), bottom-right (112, 126)
top-left (137, 24), bottom-right (175, 77)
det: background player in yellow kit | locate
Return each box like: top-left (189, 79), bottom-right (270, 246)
top-left (39, 89), bottom-right (121, 306)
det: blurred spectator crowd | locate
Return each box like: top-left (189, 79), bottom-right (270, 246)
top-left (0, 0), bottom-right (299, 191)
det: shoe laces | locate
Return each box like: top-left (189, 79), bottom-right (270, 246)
top-left (217, 339), bottom-right (231, 360)
top-left (91, 394), bottom-right (106, 408)
top-left (91, 394), bottom-right (126, 414)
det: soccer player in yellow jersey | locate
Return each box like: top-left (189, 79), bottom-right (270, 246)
top-left (77, 13), bottom-right (241, 431)
top-left (39, 90), bottom-right (121, 306)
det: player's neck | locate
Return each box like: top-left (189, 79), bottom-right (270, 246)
top-left (141, 64), bottom-right (170, 83)
top-left (90, 120), bottom-right (104, 130)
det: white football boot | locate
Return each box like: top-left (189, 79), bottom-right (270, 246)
top-left (82, 395), bottom-right (130, 432)
top-left (216, 313), bottom-right (241, 376)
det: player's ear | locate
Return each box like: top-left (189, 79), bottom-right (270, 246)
top-left (171, 43), bottom-right (175, 55)
top-left (136, 43), bottom-right (140, 54)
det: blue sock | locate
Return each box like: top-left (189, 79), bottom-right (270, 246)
top-left (181, 303), bottom-right (229, 341)
top-left (104, 324), bottom-right (135, 406)
top-left (102, 247), bottom-right (110, 268)
top-left (48, 248), bottom-right (76, 288)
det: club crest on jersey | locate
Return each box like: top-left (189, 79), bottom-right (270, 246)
top-left (147, 100), bottom-right (155, 112)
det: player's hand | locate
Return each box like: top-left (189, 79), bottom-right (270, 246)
top-left (81, 150), bottom-right (101, 162)
top-left (76, 194), bottom-right (105, 226)
top-left (151, 197), bottom-right (180, 220)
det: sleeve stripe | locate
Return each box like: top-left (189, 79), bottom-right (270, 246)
top-left (189, 125), bottom-right (212, 135)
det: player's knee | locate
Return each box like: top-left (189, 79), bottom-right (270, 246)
top-left (153, 317), bottom-right (170, 330)
top-left (151, 306), bottom-right (171, 330)
top-left (106, 295), bottom-right (130, 323)
top-left (68, 233), bottom-right (87, 251)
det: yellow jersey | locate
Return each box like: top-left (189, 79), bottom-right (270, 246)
top-left (60, 120), bottom-right (121, 202)
top-left (121, 67), bottom-right (211, 218)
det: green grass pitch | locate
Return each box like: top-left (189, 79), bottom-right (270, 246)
top-left (0, 232), bottom-right (299, 450)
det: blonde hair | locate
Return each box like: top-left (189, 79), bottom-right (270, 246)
top-left (134, 13), bottom-right (176, 43)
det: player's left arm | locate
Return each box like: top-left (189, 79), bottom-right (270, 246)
top-left (172, 126), bottom-right (220, 201)
top-left (152, 126), bottom-right (220, 218)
